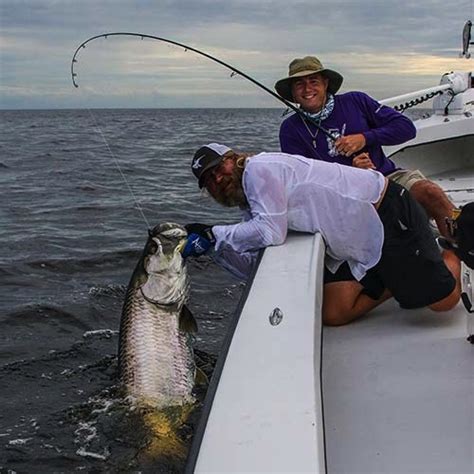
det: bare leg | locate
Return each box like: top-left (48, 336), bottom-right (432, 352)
top-left (429, 250), bottom-right (461, 312)
top-left (322, 281), bottom-right (391, 326)
top-left (409, 179), bottom-right (454, 239)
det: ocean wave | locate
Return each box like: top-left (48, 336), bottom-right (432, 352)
top-left (0, 304), bottom-right (90, 330)
top-left (26, 249), bottom-right (140, 273)
top-left (82, 329), bottom-right (119, 340)
top-left (75, 181), bottom-right (111, 192)
top-left (88, 284), bottom-right (126, 298)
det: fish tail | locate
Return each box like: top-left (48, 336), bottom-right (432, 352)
top-left (144, 431), bottom-right (187, 461)
top-left (140, 404), bottom-right (195, 461)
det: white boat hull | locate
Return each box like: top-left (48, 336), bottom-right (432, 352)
top-left (191, 233), bottom-right (327, 473)
top-left (385, 112), bottom-right (474, 178)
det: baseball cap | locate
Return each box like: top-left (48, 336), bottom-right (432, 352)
top-left (191, 143), bottom-right (232, 188)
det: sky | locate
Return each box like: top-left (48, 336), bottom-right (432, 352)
top-left (1, 0), bottom-right (473, 109)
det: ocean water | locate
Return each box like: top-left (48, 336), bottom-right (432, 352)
top-left (0, 108), bottom-right (284, 473)
top-left (0, 107), bottom-right (427, 472)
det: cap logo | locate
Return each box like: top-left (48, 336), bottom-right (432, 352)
top-left (191, 236), bottom-right (205, 253)
top-left (192, 155), bottom-right (205, 169)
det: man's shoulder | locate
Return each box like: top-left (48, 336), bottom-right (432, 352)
top-left (247, 152), bottom-right (294, 168)
top-left (336, 91), bottom-right (372, 103)
top-left (334, 91), bottom-right (380, 114)
top-left (248, 151), bottom-right (281, 162)
top-left (280, 112), bottom-right (300, 129)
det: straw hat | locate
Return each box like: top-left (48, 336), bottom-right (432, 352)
top-left (275, 56), bottom-right (343, 102)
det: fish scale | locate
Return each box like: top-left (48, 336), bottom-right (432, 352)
top-left (118, 223), bottom-right (196, 410)
top-left (120, 293), bottom-right (194, 405)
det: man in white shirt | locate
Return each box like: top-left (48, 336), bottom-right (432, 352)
top-left (183, 143), bottom-right (461, 325)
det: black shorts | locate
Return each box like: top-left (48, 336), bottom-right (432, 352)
top-left (324, 181), bottom-right (456, 309)
top-left (324, 262), bottom-right (386, 301)
top-left (376, 181), bottom-right (455, 308)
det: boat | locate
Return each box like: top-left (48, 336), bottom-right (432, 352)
top-left (186, 29), bottom-right (474, 474)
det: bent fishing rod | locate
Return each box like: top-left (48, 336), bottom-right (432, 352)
top-left (70, 32), bottom-right (338, 141)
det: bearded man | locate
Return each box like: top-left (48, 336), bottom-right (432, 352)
top-left (182, 143), bottom-right (464, 326)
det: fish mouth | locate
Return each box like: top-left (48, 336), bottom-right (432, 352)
top-left (145, 223), bottom-right (187, 265)
top-left (146, 237), bottom-right (187, 270)
top-left (150, 222), bottom-right (187, 239)
top-left (140, 241), bottom-right (188, 306)
top-left (175, 239), bottom-right (186, 255)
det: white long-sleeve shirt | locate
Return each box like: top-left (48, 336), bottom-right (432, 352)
top-left (212, 152), bottom-right (386, 280)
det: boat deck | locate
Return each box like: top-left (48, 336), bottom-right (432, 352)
top-left (323, 168), bottom-right (474, 474)
top-left (323, 300), bottom-right (472, 474)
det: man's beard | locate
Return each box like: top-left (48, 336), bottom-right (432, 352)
top-left (211, 166), bottom-right (247, 208)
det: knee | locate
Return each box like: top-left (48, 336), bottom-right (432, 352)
top-left (322, 306), bottom-right (354, 326)
top-left (429, 290), bottom-right (460, 312)
top-left (410, 180), bottom-right (451, 207)
top-left (322, 281), bottom-right (377, 326)
top-left (410, 179), bottom-right (437, 197)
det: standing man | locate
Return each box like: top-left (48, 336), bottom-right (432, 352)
top-left (275, 56), bottom-right (455, 238)
top-left (182, 143), bottom-right (462, 326)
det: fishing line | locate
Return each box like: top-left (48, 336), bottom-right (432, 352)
top-left (85, 107), bottom-right (151, 229)
top-left (71, 32), bottom-right (338, 141)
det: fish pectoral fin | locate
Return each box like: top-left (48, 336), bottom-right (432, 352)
top-left (179, 305), bottom-right (198, 333)
top-left (195, 367), bottom-right (209, 386)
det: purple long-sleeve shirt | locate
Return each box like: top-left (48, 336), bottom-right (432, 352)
top-left (279, 91), bottom-right (416, 175)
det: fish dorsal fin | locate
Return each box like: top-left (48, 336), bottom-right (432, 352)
top-left (195, 367), bottom-right (209, 386)
top-left (179, 304), bottom-right (198, 333)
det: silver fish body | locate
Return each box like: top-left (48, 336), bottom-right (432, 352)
top-left (118, 222), bottom-right (196, 409)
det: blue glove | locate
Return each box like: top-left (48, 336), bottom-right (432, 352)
top-left (182, 224), bottom-right (215, 258)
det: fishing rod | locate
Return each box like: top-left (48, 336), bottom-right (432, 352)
top-left (70, 32), bottom-right (338, 141)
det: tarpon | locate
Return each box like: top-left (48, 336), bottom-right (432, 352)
top-left (118, 222), bottom-right (198, 459)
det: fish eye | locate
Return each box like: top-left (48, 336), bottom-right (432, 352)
top-left (146, 240), bottom-right (159, 254)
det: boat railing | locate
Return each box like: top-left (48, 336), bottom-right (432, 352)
top-left (380, 71), bottom-right (472, 112)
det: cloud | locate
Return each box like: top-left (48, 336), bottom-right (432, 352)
top-left (0, 0), bottom-right (471, 108)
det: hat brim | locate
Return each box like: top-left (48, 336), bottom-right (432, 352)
top-left (275, 69), bottom-right (343, 102)
top-left (198, 159), bottom-right (221, 188)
